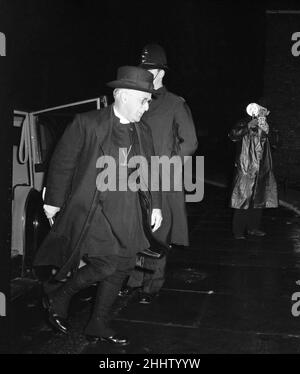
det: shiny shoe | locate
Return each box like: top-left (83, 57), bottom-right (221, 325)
top-left (234, 235), bottom-right (246, 240)
top-left (139, 293), bottom-right (153, 304)
top-left (48, 312), bottom-right (69, 334)
top-left (86, 334), bottom-right (129, 346)
top-left (78, 284), bottom-right (97, 302)
top-left (42, 294), bottom-right (69, 334)
top-left (247, 229), bottom-right (266, 237)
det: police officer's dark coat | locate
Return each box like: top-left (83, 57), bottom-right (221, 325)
top-left (34, 106), bottom-right (161, 280)
top-left (142, 86), bottom-right (198, 246)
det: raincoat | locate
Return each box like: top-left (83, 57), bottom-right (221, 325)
top-left (229, 118), bottom-right (278, 209)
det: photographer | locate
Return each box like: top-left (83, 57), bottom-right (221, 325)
top-left (229, 102), bottom-right (278, 239)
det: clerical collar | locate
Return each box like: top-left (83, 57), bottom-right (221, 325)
top-left (113, 105), bottom-right (130, 124)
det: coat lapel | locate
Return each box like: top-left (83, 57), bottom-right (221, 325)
top-left (134, 123), bottom-right (151, 193)
top-left (95, 105), bottom-right (114, 156)
top-left (94, 106), bottom-right (114, 203)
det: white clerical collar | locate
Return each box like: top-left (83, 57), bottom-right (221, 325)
top-left (113, 105), bottom-right (130, 124)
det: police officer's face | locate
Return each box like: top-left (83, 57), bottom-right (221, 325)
top-left (149, 69), bottom-right (160, 87)
top-left (124, 90), bottom-right (152, 122)
top-left (149, 69), bottom-right (160, 80)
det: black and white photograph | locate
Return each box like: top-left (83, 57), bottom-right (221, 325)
top-left (1, 0), bottom-right (300, 358)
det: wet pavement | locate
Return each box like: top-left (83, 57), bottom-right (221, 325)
top-left (9, 183), bottom-right (300, 354)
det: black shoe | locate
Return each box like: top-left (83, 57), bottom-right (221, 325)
top-left (139, 293), bottom-right (153, 304)
top-left (78, 284), bottom-right (97, 302)
top-left (42, 295), bottom-right (69, 334)
top-left (139, 248), bottom-right (164, 259)
top-left (86, 334), bottom-right (129, 346)
top-left (247, 229), bottom-right (266, 237)
top-left (234, 235), bottom-right (246, 240)
top-left (48, 312), bottom-right (69, 334)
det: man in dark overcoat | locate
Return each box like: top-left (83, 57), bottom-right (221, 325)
top-left (34, 66), bottom-right (162, 345)
top-left (124, 44), bottom-right (198, 303)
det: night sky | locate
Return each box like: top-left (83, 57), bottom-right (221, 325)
top-left (2, 0), bottom-right (300, 138)
top-left (1, 0), bottom-right (270, 136)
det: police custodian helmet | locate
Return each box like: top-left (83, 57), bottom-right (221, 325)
top-left (139, 43), bottom-right (168, 70)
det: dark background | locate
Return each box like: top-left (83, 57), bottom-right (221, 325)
top-left (0, 0), bottom-right (299, 352)
top-left (3, 0), bottom-right (268, 133)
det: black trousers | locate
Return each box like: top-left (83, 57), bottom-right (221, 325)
top-left (47, 254), bottom-right (136, 337)
top-left (232, 208), bottom-right (262, 236)
top-left (84, 255), bottom-right (136, 337)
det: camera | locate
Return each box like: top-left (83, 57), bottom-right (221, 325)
top-left (246, 103), bottom-right (270, 118)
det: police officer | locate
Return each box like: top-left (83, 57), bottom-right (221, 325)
top-left (123, 44), bottom-right (198, 303)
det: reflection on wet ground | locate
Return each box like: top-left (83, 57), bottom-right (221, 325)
top-left (9, 184), bottom-right (300, 354)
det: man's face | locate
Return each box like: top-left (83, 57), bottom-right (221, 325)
top-left (148, 69), bottom-right (160, 88)
top-left (124, 89), bottom-right (152, 122)
top-left (148, 69), bottom-right (160, 80)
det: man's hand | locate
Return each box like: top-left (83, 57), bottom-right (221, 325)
top-left (151, 208), bottom-right (163, 232)
top-left (43, 204), bottom-right (61, 219)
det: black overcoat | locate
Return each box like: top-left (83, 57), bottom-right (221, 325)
top-left (34, 106), bottom-right (161, 280)
top-left (141, 86), bottom-right (198, 246)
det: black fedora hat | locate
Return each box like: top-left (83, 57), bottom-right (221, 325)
top-left (107, 66), bottom-right (156, 94)
top-left (139, 43), bottom-right (168, 70)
